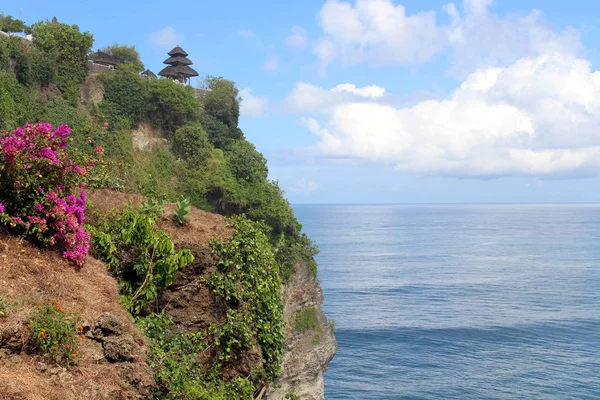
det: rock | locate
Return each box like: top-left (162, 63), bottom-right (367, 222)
top-left (95, 313), bottom-right (124, 336)
top-left (103, 335), bottom-right (136, 362)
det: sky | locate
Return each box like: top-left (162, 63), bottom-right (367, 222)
top-left (5, 0), bottom-right (600, 204)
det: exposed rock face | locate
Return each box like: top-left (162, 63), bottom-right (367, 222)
top-left (131, 122), bottom-right (167, 152)
top-left (266, 263), bottom-right (337, 400)
top-left (79, 74), bottom-right (105, 110)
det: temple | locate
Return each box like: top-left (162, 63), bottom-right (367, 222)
top-left (158, 45), bottom-right (198, 85)
top-left (90, 50), bottom-right (119, 69)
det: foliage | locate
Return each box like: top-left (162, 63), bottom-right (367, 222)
top-left (101, 44), bottom-right (144, 73)
top-left (226, 139), bottom-right (268, 183)
top-left (89, 200), bottom-right (194, 315)
top-left (145, 79), bottom-right (201, 136)
top-left (28, 301), bottom-right (81, 365)
top-left (293, 306), bottom-right (320, 333)
top-left (31, 20), bottom-right (93, 103)
top-left (0, 122), bottom-right (91, 265)
top-left (100, 71), bottom-right (145, 127)
top-left (198, 113), bottom-right (241, 150)
top-left (285, 390), bottom-right (301, 400)
top-left (201, 76), bottom-right (240, 129)
top-left (172, 122), bottom-right (212, 163)
top-left (173, 197), bottom-right (191, 225)
top-left (136, 312), bottom-right (255, 400)
top-left (210, 216), bottom-right (284, 379)
top-left (0, 13), bottom-right (31, 34)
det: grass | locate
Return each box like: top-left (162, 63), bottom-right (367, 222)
top-left (293, 306), bottom-right (320, 333)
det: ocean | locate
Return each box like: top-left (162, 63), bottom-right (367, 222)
top-left (293, 204), bottom-right (600, 400)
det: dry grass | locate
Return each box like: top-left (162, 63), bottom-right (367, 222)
top-left (0, 235), bottom-right (152, 400)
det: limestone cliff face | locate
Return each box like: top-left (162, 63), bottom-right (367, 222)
top-left (266, 262), bottom-right (337, 400)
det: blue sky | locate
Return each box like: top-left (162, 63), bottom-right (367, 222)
top-left (5, 0), bottom-right (600, 203)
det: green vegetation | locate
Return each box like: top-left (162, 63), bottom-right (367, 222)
top-left (89, 200), bottom-right (194, 315)
top-left (28, 301), bottom-right (81, 365)
top-left (173, 197), bottom-right (191, 225)
top-left (294, 306), bottom-right (323, 345)
top-left (137, 217), bottom-right (283, 399)
top-left (0, 296), bottom-right (8, 317)
top-left (210, 216), bottom-right (284, 379)
top-left (0, 13), bottom-right (322, 396)
top-left (101, 44), bottom-right (145, 73)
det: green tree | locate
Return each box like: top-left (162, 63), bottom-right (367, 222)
top-left (0, 14), bottom-right (31, 34)
top-left (172, 122), bottom-right (212, 164)
top-left (202, 76), bottom-right (240, 128)
top-left (226, 139), bottom-right (268, 183)
top-left (101, 44), bottom-right (144, 73)
top-left (144, 78), bottom-right (200, 135)
top-left (31, 20), bottom-right (93, 103)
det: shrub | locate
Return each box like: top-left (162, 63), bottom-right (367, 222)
top-left (28, 301), bottom-right (81, 365)
top-left (144, 79), bottom-right (201, 136)
top-left (31, 20), bottom-right (93, 103)
top-left (89, 200), bottom-right (194, 315)
top-left (173, 197), bottom-right (191, 225)
top-left (0, 122), bottom-right (91, 265)
top-left (226, 139), bottom-right (268, 183)
top-left (210, 216), bottom-right (284, 380)
top-left (100, 72), bottom-right (145, 127)
top-left (100, 44), bottom-right (144, 73)
top-left (136, 312), bottom-right (256, 400)
top-left (293, 306), bottom-right (320, 333)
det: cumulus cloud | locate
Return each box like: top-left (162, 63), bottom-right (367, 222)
top-left (149, 27), bottom-right (183, 47)
top-left (239, 88), bottom-right (269, 117)
top-left (286, 26), bottom-right (309, 50)
top-left (284, 82), bottom-right (385, 113)
top-left (289, 178), bottom-right (321, 194)
top-left (314, 0), bottom-right (581, 75)
top-left (292, 53), bottom-right (600, 178)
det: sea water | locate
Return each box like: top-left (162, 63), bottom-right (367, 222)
top-left (293, 204), bottom-right (600, 399)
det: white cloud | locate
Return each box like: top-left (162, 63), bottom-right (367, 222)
top-left (286, 26), bottom-right (309, 50)
top-left (289, 178), bottom-right (321, 194)
top-left (291, 53), bottom-right (600, 178)
top-left (284, 82), bottom-right (386, 113)
top-left (239, 88), bottom-right (269, 117)
top-left (313, 0), bottom-right (581, 75)
top-left (149, 27), bottom-right (183, 47)
top-left (263, 55), bottom-right (279, 72)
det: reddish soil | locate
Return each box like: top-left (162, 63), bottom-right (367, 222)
top-left (0, 235), bottom-right (153, 400)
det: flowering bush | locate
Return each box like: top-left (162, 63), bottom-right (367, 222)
top-left (28, 301), bottom-right (82, 365)
top-left (0, 122), bottom-right (91, 266)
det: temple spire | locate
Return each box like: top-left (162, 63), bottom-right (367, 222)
top-left (158, 45), bottom-right (198, 85)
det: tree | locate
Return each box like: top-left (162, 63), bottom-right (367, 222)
top-left (101, 44), bottom-right (144, 73)
top-left (202, 76), bottom-right (240, 129)
top-left (0, 14), bottom-right (31, 34)
top-left (32, 20), bottom-right (93, 103)
top-left (226, 139), bottom-right (268, 183)
top-left (144, 78), bottom-right (201, 135)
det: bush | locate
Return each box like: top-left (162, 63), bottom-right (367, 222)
top-left (294, 306), bottom-right (320, 333)
top-left (144, 79), bottom-right (200, 136)
top-left (100, 44), bottom-right (144, 73)
top-left (28, 301), bottom-right (81, 365)
top-left (31, 20), bottom-right (93, 103)
top-left (89, 200), bottom-right (194, 315)
top-left (0, 122), bottom-right (91, 265)
top-left (226, 139), bottom-right (268, 183)
top-left (100, 72), bottom-right (145, 127)
top-left (136, 312), bottom-right (256, 400)
top-left (210, 216), bottom-right (284, 380)
top-left (173, 197), bottom-right (191, 225)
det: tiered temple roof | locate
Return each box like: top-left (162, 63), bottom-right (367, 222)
top-left (158, 45), bottom-right (198, 84)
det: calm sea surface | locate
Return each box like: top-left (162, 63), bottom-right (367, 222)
top-left (293, 204), bottom-right (600, 400)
